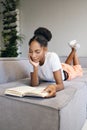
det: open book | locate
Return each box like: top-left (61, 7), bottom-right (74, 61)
top-left (4, 85), bottom-right (48, 98)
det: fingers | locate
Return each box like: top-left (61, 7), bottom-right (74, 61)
top-left (45, 91), bottom-right (56, 98)
top-left (28, 55), bottom-right (39, 67)
top-left (43, 85), bottom-right (56, 98)
top-left (28, 55), bottom-right (32, 62)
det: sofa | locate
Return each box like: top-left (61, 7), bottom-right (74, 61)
top-left (0, 57), bottom-right (87, 130)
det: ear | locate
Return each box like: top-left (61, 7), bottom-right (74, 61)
top-left (44, 47), bottom-right (48, 52)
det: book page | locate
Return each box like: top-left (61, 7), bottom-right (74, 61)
top-left (4, 85), bottom-right (48, 97)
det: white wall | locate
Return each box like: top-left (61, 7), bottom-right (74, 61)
top-left (1, 0), bottom-right (87, 57)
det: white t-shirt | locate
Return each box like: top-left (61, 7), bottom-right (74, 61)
top-left (29, 52), bottom-right (64, 81)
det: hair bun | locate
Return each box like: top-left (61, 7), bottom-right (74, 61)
top-left (34, 27), bottom-right (52, 41)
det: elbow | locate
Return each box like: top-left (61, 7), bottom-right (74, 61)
top-left (31, 82), bottom-right (39, 87)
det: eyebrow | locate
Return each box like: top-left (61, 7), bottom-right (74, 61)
top-left (29, 48), bottom-right (41, 52)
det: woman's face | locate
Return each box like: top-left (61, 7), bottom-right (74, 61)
top-left (29, 40), bottom-right (47, 64)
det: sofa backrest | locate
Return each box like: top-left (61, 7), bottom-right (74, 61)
top-left (0, 58), bottom-right (30, 84)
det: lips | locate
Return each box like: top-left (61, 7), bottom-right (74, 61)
top-left (33, 58), bottom-right (39, 62)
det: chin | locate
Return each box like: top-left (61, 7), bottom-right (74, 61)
top-left (33, 60), bottom-right (39, 63)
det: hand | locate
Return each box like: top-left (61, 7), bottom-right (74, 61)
top-left (28, 55), bottom-right (39, 67)
top-left (43, 84), bottom-right (56, 98)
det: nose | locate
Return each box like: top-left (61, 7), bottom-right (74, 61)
top-left (32, 52), bottom-right (36, 58)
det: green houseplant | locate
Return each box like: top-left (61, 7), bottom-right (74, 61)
top-left (0, 0), bottom-right (23, 57)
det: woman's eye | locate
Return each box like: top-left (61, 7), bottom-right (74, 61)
top-left (36, 51), bottom-right (40, 54)
top-left (29, 49), bottom-right (41, 54)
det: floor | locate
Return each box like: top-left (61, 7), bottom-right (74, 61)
top-left (82, 120), bottom-right (87, 130)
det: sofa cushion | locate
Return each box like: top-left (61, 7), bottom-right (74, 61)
top-left (0, 78), bottom-right (80, 110)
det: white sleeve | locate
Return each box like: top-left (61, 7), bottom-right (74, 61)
top-left (50, 53), bottom-right (62, 72)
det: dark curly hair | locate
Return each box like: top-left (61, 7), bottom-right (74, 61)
top-left (29, 27), bottom-right (52, 47)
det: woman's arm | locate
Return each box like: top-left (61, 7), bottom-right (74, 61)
top-left (30, 66), bottom-right (39, 86)
top-left (29, 56), bottom-right (39, 86)
top-left (44, 69), bottom-right (64, 97)
top-left (53, 69), bottom-right (64, 91)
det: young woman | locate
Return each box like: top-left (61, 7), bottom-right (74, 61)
top-left (28, 27), bottom-right (83, 98)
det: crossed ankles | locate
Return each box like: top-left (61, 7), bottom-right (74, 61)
top-left (68, 40), bottom-right (80, 50)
